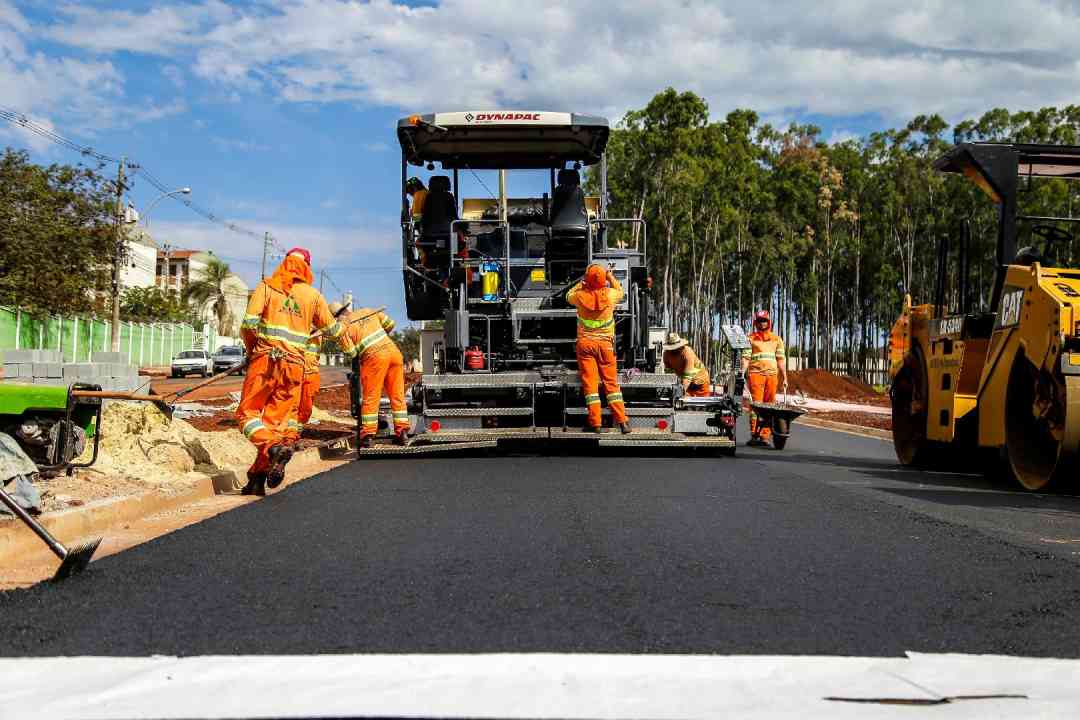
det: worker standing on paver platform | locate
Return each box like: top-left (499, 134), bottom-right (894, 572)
top-left (339, 307), bottom-right (410, 447)
top-left (567, 264), bottom-right (631, 434)
top-left (406, 177), bottom-right (427, 226)
top-left (662, 332), bottom-right (711, 397)
top-left (237, 248), bottom-right (356, 495)
top-left (741, 310), bottom-right (787, 446)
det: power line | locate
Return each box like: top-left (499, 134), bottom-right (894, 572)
top-left (0, 105), bottom-right (283, 247)
top-left (0, 105), bottom-right (122, 164)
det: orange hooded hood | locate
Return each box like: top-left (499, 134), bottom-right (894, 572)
top-left (266, 254), bottom-right (313, 295)
top-left (575, 264), bottom-right (611, 313)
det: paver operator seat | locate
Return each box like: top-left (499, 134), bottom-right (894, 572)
top-left (547, 169), bottom-right (590, 284)
top-left (419, 175), bottom-right (458, 252)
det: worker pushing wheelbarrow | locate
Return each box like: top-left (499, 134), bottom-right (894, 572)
top-left (742, 310), bottom-right (805, 449)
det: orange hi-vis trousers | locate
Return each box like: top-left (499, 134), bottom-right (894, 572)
top-left (237, 352), bottom-right (304, 473)
top-left (576, 337), bottom-right (627, 428)
top-left (284, 370), bottom-right (320, 441)
top-left (748, 372), bottom-right (779, 439)
top-left (359, 343), bottom-right (409, 438)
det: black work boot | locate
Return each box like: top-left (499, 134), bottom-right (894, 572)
top-left (619, 422), bottom-right (633, 435)
top-left (241, 471), bottom-right (266, 497)
top-left (581, 425), bottom-right (604, 434)
top-left (394, 429), bottom-right (411, 446)
top-left (265, 444), bottom-right (294, 489)
top-left (358, 434), bottom-right (374, 449)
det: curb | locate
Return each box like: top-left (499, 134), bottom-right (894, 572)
top-left (0, 476), bottom-right (216, 565)
top-left (800, 416), bottom-right (892, 441)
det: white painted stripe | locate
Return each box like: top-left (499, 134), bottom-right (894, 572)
top-left (0, 653), bottom-right (1076, 719)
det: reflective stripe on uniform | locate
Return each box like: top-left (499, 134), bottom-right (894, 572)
top-left (392, 411), bottom-right (409, 419)
top-left (357, 328), bottom-right (389, 354)
top-left (318, 320), bottom-right (342, 337)
top-left (242, 419), bottom-right (264, 438)
top-left (381, 316), bottom-right (396, 332)
top-left (256, 323), bottom-right (310, 350)
top-left (578, 316), bottom-right (614, 330)
top-left (585, 393), bottom-right (601, 406)
top-left (360, 413), bottom-right (379, 422)
top-left (606, 392), bottom-right (623, 403)
top-left (751, 353), bottom-right (776, 360)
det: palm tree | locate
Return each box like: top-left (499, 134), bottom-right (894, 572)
top-left (183, 257), bottom-right (234, 333)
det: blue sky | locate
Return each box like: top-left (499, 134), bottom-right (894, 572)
top-left (4, 0), bottom-right (1080, 325)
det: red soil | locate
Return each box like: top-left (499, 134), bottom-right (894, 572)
top-left (786, 369), bottom-right (887, 406)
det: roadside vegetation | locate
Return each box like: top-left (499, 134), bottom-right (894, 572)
top-left (596, 89), bottom-right (1080, 380)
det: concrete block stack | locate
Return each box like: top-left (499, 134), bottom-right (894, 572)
top-left (1, 350), bottom-right (145, 392)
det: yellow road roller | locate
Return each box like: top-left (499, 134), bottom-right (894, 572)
top-left (890, 142), bottom-right (1080, 490)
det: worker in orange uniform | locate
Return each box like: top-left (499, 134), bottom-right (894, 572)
top-left (741, 309), bottom-right (787, 446)
top-left (567, 264), bottom-right (631, 434)
top-left (237, 248), bottom-right (356, 495)
top-left (338, 306), bottom-right (410, 447)
top-left (283, 301), bottom-right (349, 443)
top-left (662, 332), bottom-right (711, 396)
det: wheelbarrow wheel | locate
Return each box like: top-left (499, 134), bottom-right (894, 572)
top-left (771, 417), bottom-right (790, 450)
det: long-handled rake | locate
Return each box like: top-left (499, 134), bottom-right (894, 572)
top-left (0, 485), bottom-right (101, 580)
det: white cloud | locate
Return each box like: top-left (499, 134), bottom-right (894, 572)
top-left (37, 0), bottom-right (1080, 125)
top-left (827, 129), bottom-right (859, 146)
top-left (0, 2), bottom-right (187, 151)
top-left (211, 136), bottom-right (270, 153)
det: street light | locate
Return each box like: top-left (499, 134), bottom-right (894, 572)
top-left (142, 188), bottom-right (190, 294)
top-left (143, 187), bottom-right (191, 229)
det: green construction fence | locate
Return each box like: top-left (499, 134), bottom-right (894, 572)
top-left (0, 306), bottom-right (214, 367)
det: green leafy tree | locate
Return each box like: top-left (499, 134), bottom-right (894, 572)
top-left (0, 148), bottom-right (116, 314)
top-left (183, 257), bottom-right (234, 333)
top-left (391, 326), bottom-right (420, 362)
top-left (120, 286), bottom-right (199, 324)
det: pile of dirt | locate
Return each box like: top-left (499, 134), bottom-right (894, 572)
top-left (75, 402), bottom-right (255, 488)
top-left (786, 369), bottom-right (886, 406)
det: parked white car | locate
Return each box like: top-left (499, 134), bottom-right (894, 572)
top-left (171, 350), bottom-right (213, 378)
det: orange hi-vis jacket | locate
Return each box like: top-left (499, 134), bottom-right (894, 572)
top-left (567, 275), bottom-right (624, 341)
top-left (742, 330), bottom-right (786, 376)
top-left (664, 345), bottom-right (709, 387)
top-left (341, 308), bottom-right (397, 361)
top-left (241, 280), bottom-right (354, 364)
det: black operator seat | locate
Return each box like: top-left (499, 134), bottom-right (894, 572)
top-left (420, 175), bottom-right (458, 248)
top-left (549, 169), bottom-right (588, 236)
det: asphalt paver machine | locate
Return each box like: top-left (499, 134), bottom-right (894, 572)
top-left (890, 142), bottom-right (1080, 490)
top-left (387, 111), bottom-right (739, 453)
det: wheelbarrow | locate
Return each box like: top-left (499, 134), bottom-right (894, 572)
top-left (749, 392), bottom-right (806, 450)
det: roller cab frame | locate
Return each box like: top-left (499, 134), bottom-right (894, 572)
top-left (889, 142), bottom-right (1080, 489)
top-left (385, 111), bottom-right (738, 453)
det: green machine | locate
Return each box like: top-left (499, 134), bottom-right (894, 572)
top-left (0, 382), bottom-right (102, 474)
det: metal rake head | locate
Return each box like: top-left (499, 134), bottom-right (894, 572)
top-left (53, 537), bottom-right (102, 581)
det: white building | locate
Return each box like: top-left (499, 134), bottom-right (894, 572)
top-left (119, 227), bottom-right (160, 290)
top-left (156, 249), bottom-right (249, 336)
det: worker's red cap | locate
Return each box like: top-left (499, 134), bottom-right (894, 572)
top-left (287, 247), bottom-right (311, 265)
top-left (754, 310), bottom-right (770, 321)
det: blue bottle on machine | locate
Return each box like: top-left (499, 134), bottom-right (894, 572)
top-left (481, 260), bottom-right (501, 301)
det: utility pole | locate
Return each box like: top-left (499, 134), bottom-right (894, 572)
top-left (319, 269), bottom-right (325, 294)
top-left (261, 232), bottom-right (270, 279)
top-left (110, 157), bottom-right (127, 352)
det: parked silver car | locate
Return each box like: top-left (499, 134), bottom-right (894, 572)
top-left (212, 345), bottom-right (246, 375)
top-left (171, 349), bottom-right (213, 378)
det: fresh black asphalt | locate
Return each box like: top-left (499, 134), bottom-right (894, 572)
top-left (2, 422), bottom-right (1080, 657)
